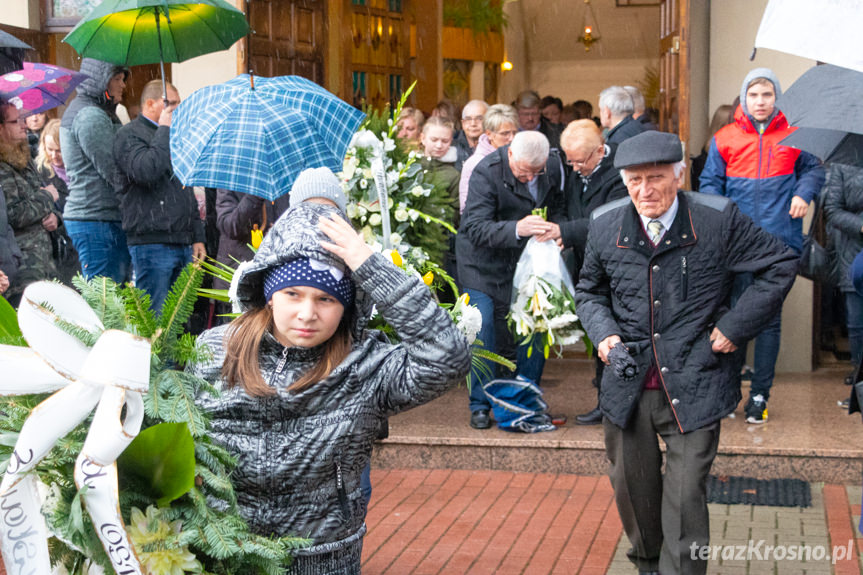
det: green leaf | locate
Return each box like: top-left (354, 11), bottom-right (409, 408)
top-left (0, 295), bottom-right (24, 345)
top-left (118, 422), bottom-right (196, 506)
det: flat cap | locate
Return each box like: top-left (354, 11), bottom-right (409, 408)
top-left (613, 131), bottom-right (684, 169)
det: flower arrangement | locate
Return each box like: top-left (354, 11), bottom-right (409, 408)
top-left (507, 208), bottom-right (590, 359)
top-left (340, 82), bottom-right (456, 264)
top-left (509, 274), bottom-right (586, 359)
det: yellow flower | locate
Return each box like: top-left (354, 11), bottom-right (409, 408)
top-left (389, 250), bottom-right (403, 267)
top-left (422, 271), bottom-right (434, 285)
top-left (462, 293), bottom-right (470, 305)
top-left (251, 225), bottom-right (263, 249)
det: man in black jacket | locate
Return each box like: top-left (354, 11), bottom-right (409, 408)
top-left (599, 85), bottom-right (647, 146)
top-left (114, 80), bottom-right (205, 313)
top-left (574, 131), bottom-right (797, 575)
top-left (559, 119), bottom-right (628, 425)
top-left (456, 131), bottom-right (566, 429)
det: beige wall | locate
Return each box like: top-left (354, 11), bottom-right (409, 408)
top-left (2, 0), bottom-right (39, 30)
top-left (710, 0), bottom-right (816, 373)
top-left (499, 1), bottom-right (530, 105)
top-left (171, 48), bottom-right (240, 101)
top-left (529, 58), bottom-right (658, 113)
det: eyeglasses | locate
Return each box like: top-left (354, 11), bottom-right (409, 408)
top-left (511, 162), bottom-right (546, 179)
top-left (462, 115), bottom-right (484, 123)
top-left (565, 145), bottom-right (602, 168)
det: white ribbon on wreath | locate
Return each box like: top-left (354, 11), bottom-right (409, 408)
top-left (0, 281), bottom-right (151, 575)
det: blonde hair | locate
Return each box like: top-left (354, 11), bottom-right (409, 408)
top-left (221, 305), bottom-right (354, 396)
top-left (560, 119), bottom-right (603, 152)
top-left (422, 115), bottom-right (454, 136)
top-left (35, 119), bottom-right (61, 177)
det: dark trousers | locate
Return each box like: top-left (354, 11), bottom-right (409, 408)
top-left (604, 390), bottom-right (720, 575)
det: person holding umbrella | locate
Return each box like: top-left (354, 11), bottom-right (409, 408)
top-left (59, 58), bottom-right (130, 284)
top-left (189, 201), bottom-right (470, 574)
top-left (113, 79), bottom-right (206, 314)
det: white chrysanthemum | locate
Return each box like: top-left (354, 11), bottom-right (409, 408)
top-left (358, 204), bottom-right (368, 216)
top-left (383, 136), bottom-right (396, 152)
top-left (359, 178), bottom-right (368, 189)
top-left (391, 232), bottom-right (402, 245)
top-left (394, 208), bottom-right (409, 222)
top-left (362, 167), bottom-right (374, 180)
top-left (350, 129), bottom-right (382, 151)
top-left (346, 203), bottom-right (359, 218)
top-left (369, 213), bottom-right (382, 226)
top-left (456, 304), bottom-right (483, 344)
top-left (410, 185), bottom-right (425, 197)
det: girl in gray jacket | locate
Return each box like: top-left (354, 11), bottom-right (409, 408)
top-left (191, 202), bottom-right (471, 574)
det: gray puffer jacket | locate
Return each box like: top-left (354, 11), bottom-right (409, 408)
top-left (190, 203), bottom-right (471, 574)
top-left (60, 58), bottom-right (128, 222)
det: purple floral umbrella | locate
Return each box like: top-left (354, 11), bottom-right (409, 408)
top-left (0, 62), bottom-right (87, 116)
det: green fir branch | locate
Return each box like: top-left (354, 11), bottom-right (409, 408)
top-left (154, 263), bottom-right (203, 361)
top-left (119, 284), bottom-right (158, 339)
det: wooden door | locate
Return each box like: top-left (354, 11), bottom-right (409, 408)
top-left (247, 0), bottom-right (325, 84)
top-left (658, 0), bottom-right (689, 186)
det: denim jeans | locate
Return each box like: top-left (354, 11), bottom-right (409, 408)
top-left (129, 243), bottom-right (193, 314)
top-left (64, 220), bottom-right (130, 285)
top-left (465, 288), bottom-right (546, 413)
top-left (845, 291), bottom-right (863, 365)
top-left (731, 273), bottom-right (782, 401)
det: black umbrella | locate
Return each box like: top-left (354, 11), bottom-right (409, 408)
top-left (0, 29), bottom-right (32, 75)
top-left (778, 64), bottom-right (863, 134)
top-left (781, 128), bottom-right (863, 168)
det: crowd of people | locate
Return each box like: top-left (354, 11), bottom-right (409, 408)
top-left (0, 55), bottom-right (857, 575)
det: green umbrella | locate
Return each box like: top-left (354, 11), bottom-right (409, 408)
top-left (63, 0), bottom-right (249, 100)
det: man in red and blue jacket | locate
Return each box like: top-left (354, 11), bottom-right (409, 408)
top-left (700, 67), bottom-right (825, 425)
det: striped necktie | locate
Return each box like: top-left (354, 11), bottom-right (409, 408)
top-left (647, 219), bottom-right (664, 244)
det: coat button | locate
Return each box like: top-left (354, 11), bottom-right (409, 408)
top-left (653, 333), bottom-right (661, 341)
top-left (652, 264), bottom-right (660, 272)
top-left (639, 240), bottom-right (644, 245)
top-left (623, 236), bottom-right (629, 242)
top-left (660, 366), bottom-right (669, 374)
top-left (671, 398), bottom-right (680, 406)
top-left (654, 299), bottom-right (661, 307)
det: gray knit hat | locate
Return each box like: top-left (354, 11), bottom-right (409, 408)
top-left (288, 167), bottom-right (347, 214)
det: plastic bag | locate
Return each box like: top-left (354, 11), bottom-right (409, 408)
top-left (483, 375), bottom-right (556, 433)
top-left (511, 238), bottom-right (577, 306)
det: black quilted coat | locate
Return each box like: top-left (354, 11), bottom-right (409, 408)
top-left (575, 192), bottom-right (797, 432)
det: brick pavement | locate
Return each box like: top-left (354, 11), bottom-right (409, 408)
top-left (362, 469), bottom-right (863, 575)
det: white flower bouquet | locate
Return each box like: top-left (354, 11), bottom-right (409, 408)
top-left (508, 238), bottom-right (589, 359)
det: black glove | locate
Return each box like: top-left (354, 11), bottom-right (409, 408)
top-left (608, 342), bottom-right (639, 381)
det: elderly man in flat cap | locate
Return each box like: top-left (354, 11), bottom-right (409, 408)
top-left (574, 131), bottom-right (797, 575)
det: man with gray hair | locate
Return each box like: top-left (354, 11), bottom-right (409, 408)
top-left (623, 85), bottom-right (658, 131)
top-left (599, 85), bottom-right (647, 145)
top-left (454, 99), bottom-right (489, 171)
top-left (575, 130), bottom-right (797, 575)
top-left (456, 130), bottom-right (566, 429)
top-left (514, 89), bottom-right (561, 149)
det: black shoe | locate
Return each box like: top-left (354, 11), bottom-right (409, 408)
top-left (639, 571), bottom-right (660, 575)
top-left (575, 406), bottom-right (602, 425)
top-left (470, 409), bottom-right (491, 429)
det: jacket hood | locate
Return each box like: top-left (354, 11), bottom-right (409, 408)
top-left (77, 58), bottom-right (129, 100)
top-left (61, 58), bottom-right (129, 129)
top-left (232, 202), bottom-right (373, 329)
top-left (739, 67), bottom-right (782, 120)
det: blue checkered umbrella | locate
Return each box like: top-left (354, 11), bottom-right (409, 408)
top-left (170, 74), bottom-right (365, 201)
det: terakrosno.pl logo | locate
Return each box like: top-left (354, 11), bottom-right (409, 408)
top-left (689, 540), bottom-right (855, 564)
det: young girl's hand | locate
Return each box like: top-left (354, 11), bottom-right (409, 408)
top-left (319, 215), bottom-right (373, 271)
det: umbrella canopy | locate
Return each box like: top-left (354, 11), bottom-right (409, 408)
top-left (0, 63), bottom-right (87, 117)
top-left (0, 29), bottom-right (33, 76)
top-left (170, 74), bottom-right (366, 201)
top-left (63, 0), bottom-right (249, 66)
top-left (781, 129), bottom-right (863, 168)
top-left (778, 64), bottom-right (863, 135)
top-left (754, 0), bottom-right (863, 73)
